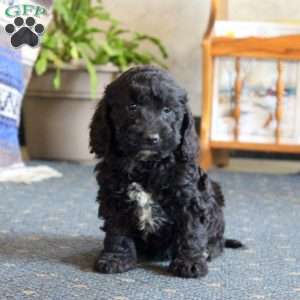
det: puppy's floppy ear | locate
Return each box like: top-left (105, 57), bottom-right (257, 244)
top-left (89, 96), bottom-right (111, 158)
top-left (178, 102), bottom-right (199, 162)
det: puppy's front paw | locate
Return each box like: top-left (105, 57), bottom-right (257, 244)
top-left (169, 257), bottom-right (208, 278)
top-left (95, 252), bottom-right (136, 274)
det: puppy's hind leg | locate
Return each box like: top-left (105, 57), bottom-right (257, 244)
top-left (207, 238), bottom-right (225, 261)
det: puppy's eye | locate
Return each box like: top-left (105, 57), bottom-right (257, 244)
top-left (163, 107), bottom-right (171, 114)
top-left (127, 104), bottom-right (137, 112)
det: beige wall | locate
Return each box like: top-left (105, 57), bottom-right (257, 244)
top-left (103, 0), bottom-right (210, 116)
top-left (229, 0), bottom-right (300, 21)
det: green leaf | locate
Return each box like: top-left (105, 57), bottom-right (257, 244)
top-left (53, 68), bottom-right (61, 89)
top-left (35, 56), bottom-right (48, 75)
top-left (77, 42), bottom-right (95, 60)
top-left (102, 42), bottom-right (118, 56)
top-left (91, 9), bottom-right (111, 21)
top-left (54, 0), bottom-right (73, 26)
top-left (85, 59), bottom-right (97, 98)
top-left (44, 49), bottom-right (64, 67)
top-left (70, 42), bottom-right (79, 60)
top-left (134, 33), bottom-right (168, 58)
top-left (79, 44), bottom-right (98, 98)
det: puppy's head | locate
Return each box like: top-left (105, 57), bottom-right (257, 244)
top-left (90, 66), bottom-right (198, 162)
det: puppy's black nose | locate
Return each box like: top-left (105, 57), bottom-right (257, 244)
top-left (146, 134), bottom-right (160, 145)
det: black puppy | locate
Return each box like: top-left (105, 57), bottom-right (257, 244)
top-left (90, 66), bottom-right (243, 278)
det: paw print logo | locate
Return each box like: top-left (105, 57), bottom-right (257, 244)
top-left (5, 17), bottom-right (44, 48)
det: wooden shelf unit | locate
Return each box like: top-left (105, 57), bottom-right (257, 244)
top-left (199, 0), bottom-right (300, 169)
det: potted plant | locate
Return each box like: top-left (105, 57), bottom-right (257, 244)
top-left (24, 0), bottom-right (168, 161)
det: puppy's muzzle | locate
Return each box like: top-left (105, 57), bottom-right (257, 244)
top-left (144, 133), bottom-right (160, 145)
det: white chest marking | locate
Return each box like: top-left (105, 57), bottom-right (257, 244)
top-left (127, 182), bottom-right (160, 234)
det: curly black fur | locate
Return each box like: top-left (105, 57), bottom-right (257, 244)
top-left (90, 66), bottom-right (243, 278)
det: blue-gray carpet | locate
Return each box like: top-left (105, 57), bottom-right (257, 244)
top-left (0, 162), bottom-right (299, 300)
